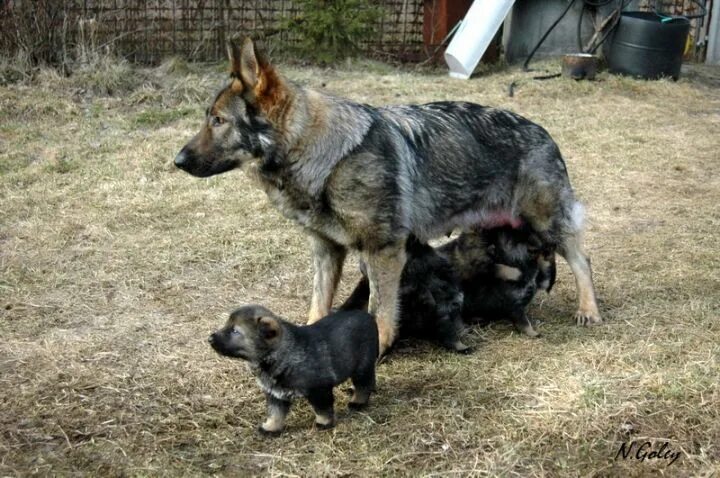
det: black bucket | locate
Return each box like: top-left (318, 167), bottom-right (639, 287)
top-left (604, 11), bottom-right (690, 80)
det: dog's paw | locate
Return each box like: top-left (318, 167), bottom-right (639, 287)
top-left (257, 425), bottom-right (284, 437)
top-left (376, 344), bottom-right (396, 364)
top-left (348, 401), bottom-right (369, 411)
top-left (575, 310), bottom-right (603, 327)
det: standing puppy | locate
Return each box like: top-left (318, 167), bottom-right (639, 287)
top-left (209, 305), bottom-right (377, 435)
top-left (175, 38), bottom-right (601, 355)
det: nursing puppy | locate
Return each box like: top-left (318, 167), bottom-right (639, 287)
top-left (209, 305), bottom-right (377, 435)
top-left (340, 236), bottom-right (469, 353)
top-left (440, 226), bottom-right (556, 337)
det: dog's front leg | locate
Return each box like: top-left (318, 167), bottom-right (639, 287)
top-left (308, 234), bottom-right (347, 324)
top-left (363, 243), bottom-right (406, 356)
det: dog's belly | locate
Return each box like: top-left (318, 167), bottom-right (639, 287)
top-left (480, 210), bottom-right (524, 229)
top-left (413, 207), bottom-right (523, 241)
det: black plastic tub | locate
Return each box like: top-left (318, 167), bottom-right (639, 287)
top-left (604, 11), bottom-right (690, 80)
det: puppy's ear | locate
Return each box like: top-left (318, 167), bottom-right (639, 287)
top-left (526, 231), bottom-right (543, 254)
top-left (257, 316), bottom-right (282, 341)
top-left (486, 244), bottom-right (497, 258)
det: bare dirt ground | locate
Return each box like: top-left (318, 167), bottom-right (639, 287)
top-left (1, 57), bottom-right (719, 476)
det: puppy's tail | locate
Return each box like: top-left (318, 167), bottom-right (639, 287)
top-left (338, 277), bottom-right (370, 311)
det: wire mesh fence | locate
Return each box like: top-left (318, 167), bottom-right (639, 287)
top-left (0, 0), bottom-right (425, 64)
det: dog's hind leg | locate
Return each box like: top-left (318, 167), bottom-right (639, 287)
top-left (363, 242), bottom-right (406, 357)
top-left (558, 230), bottom-right (602, 326)
top-left (520, 180), bottom-right (601, 326)
top-left (308, 234), bottom-right (347, 324)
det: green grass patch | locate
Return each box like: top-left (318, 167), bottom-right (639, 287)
top-left (133, 107), bottom-right (196, 127)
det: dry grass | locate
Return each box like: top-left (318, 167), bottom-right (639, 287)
top-left (1, 56), bottom-right (719, 477)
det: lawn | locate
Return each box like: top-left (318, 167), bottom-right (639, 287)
top-left (1, 56), bottom-right (719, 476)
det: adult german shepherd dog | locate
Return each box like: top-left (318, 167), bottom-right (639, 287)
top-left (174, 38), bottom-right (601, 355)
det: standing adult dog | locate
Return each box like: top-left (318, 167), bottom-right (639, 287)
top-left (174, 38), bottom-right (601, 355)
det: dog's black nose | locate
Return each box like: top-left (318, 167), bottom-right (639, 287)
top-left (208, 334), bottom-right (215, 344)
top-left (174, 150), bottom-right (188, 168)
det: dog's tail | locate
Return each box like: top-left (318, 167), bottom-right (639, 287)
top-left (570, 201), bottom-right (586, 233)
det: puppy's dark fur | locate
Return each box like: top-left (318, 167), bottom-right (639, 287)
top-left (440, 226), bottom-right (556, 337)
top-left (209, 305), bottom-right (377, 435)
top-left (340, 237), bottom-right (469, 353)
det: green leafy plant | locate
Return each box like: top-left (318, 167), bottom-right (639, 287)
top-left (285, 0), bottom-right (382, 63)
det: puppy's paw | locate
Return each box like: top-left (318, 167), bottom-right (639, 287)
top-left (447, 341), bottom-right (473, 354)
top-left (257, 425), bottom-right (283, 437)
top-left (518, 325), bottom-right (541, 338)
top-left (575, 310), bottom-right (603, 327)
top-left (314, 420), bottom-right (336, 430)
top-left (348, 401), bottom-right (369, 411)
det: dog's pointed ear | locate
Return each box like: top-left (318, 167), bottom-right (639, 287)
top-left (238, 38), bottom-right (283, 105)
top-left (239, 37), bottom-right (260, 89)
top-left (227, 37), bottom-right (264, 90)
top-left (227, 39), bottom-right (243, 79)
top-left (228, 37), bottom-right (287, 120)
top-left (257, 316), bottom-right (282, 342)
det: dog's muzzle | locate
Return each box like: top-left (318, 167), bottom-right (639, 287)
top-left (174, 148), bottom-right (191, 170)
top-left (208, 333), bottom-right (227, 355)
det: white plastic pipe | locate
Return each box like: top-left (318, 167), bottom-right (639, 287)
top-left (445, 0), bottom-right (516, 79)
top-left (707, 0), bottom-right (720, 64)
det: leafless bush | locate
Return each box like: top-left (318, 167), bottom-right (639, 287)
top-left (0, 3), bottom-right (139, 92)
top-left (0, 0), bottom-right (70, 67)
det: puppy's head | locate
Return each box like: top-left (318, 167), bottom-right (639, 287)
top-left (484, 226), bottom-right (547, 283)
top-left (485, 226), bottom-right (542, 267)
top-left (208, 305), bottom-right (283, 362)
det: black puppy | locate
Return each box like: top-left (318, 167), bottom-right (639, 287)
top-left (209, 305), bottom-right (378, 435)
top-left (341, 236), bottom-right (470, 354)
top-left (440, 225), bottom-right (556, 337)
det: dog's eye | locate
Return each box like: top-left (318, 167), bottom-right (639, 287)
top-left (210, 116), bottom-right (226, 127)
top-left (230, 326), bottom-right (242, 336)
